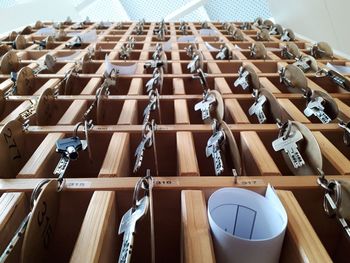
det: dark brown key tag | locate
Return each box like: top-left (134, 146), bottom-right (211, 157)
top-left (279, 64), bottom-right (308, 92)
top-left (36, 87), bottom-right (55, 125)
top-left (221, 120), bottom-right (242, 176)
top-left (208, 90), bottom-right (224, 124)
top-left (0, 119), bottom-right (25, 178)
top-left (0, 44), bottom-right (11, 57)
top-left (249, 42), bottom-right (267, 59)
top-left (21, 180), bottom-right (60, 263)
top-left (311, 42), bottom-right (333, 59)
top-left (234, 64), bottom-right (260, 92)
top-left (338, 180), bottom-right (350, 221)
top-left (0, 89), bottom-right (5, 116)
top-left (16, 66), bottom-right (35, 95)
top-left (0, 50), bottom-right (20, 74)
top-left (281, 42), bottom-right (301, 59)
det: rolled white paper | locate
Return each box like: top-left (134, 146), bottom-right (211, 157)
top-left (208, 185), bottom-right (287, 263)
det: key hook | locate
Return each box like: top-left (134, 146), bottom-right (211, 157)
top-left (132, 170), bottom-right (151, 212)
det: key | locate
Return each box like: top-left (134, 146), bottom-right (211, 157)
top-left (33, 54), bottom-right (56, 75)
top-left (327, 70), bottom-right (350, 91)
top-left (56, 136), bottom-right (87, 160)
top-left (143, 97), bottom-right (157, 124)
top-left (146, 76), bottom-right (160, 93)
top-left (304, 96), bottom-right (332, 124)
top-left (272, 129), bottom-right (305, 168)
top-left (192, 69), bottom-right (209, 91)
top-left (281, 30), bottom-right (292, 42)
top-left (281, 46), bottom-right (294, 59)
top-left (234, 67), bottom-right (250, 90)
top-left (323, 181), bottom-right (350, 238)
top-left (216, 45), bottom-right (230, 60)
top-left (240, 22), bottom-right (251, 30)
top-left (118, 195), bottom-right (149, 263)
top-left (206, 130), bottom-right (225, 175)
top-left (187, 54), bottom-right (199, 73)
top-left (4, 71), bottom-right (18, 97)
top-left (133, 130), bottom-right (153, 173)
top-left (194, 93), bottom-right (216, 121)
top-left (19, 99), bottom-right (37, 121)
top-left (338, 121), bottom-right (350, 146)
top-left (248, 94), bottom-right (267, 124)
top-left (65, 36), bottom-right (82, 48)
top-left (185, 44), bottom-right (194, 58)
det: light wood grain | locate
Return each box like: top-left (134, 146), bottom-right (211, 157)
top-left (278, 98), bottom-right (311, 123)
top-left (214, 77), bottom-right (232, 94)
top-left (277, 190), bottom-right (332, 263)
top-left (241, 131), bottom-right (281, 176)
top-left (175, 100), bottom-right (190, 124)
top-left (313, 131), bottom-right (350, 175)
top-left (177, 132), bottom-right (199, 176)
top-left (225, 99), bottom-right (250, 124)
top-left (181, 190), bottom-right (215, 263)
top-left (70, 191), bottom-right (117, 263)
top-left (98, 133), bottom-right (130, 177)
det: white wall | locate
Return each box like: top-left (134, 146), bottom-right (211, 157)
top-left (268, 0), bottom-right (350, 58)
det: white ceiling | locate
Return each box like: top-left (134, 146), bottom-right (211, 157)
top-left (0, 0), bottom-right (272, 33)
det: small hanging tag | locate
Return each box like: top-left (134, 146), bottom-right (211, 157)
top-left (205, 42), bottom-right (220, 52)
top-left (104, 55), bottom-right (137, 75)
top-left (34, 27), bottom-right (56, 36)
top-left (21, 180), bottom-right (60, 263)
top-left (78, 30), bottom-right (97, 43)
top-left (0, 120), bottom-right (25, 178)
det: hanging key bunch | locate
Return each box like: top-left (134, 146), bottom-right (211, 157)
top-left (118, 171), bottom-right (153, 263)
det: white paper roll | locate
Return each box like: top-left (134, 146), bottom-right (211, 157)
top-left (208, 185), bottom-right (287, 263)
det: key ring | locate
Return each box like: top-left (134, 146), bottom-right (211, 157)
top-left (278, 67), bottom-right (292, 87)
top-left (315, 68), bottom-right (328, 78)
top-left (29, 179), bottom-right (51, 209)
top-left (132, 173), bottom-right (151, 212)
top-left (323, 179), bottom-right (342, 217)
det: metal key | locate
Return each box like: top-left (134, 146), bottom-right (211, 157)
top-left (216, 45), bottom-right (230, 60)
top-left (118, 195), bottom-right (149, 263)
top-left (248, 94), bottom-right (267, 124)
top-left (281, 31), bottom-right (291, 42)
top-left (4, 72), bottom-right (18, 97)
top-left (133, 128), bottom-right (153, 173)
top-left (304, 96), bottom-right (332, 124)
top-left (187, 54), bottom-right (199, 73)
top-left (54, 136), bottom-right (87, 180)
top-left (143, 95), bottom-right (157, 124)
top-left (65, 36), bottom-right (82, 48)
top-left (327, 70), bottom-right (350, 91)
top-left (234, 67), bottom-right (250, 90)
top-left (272, 129), bottom-right (305, 168)
top-left (206, 130), bottom-right (225, 175)
top-left (19, 99), bottom-right (37, 121)
top-left (293, 56), bottom-right (313, 72)
top-left (194, 93), bottom-right (216, 121)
